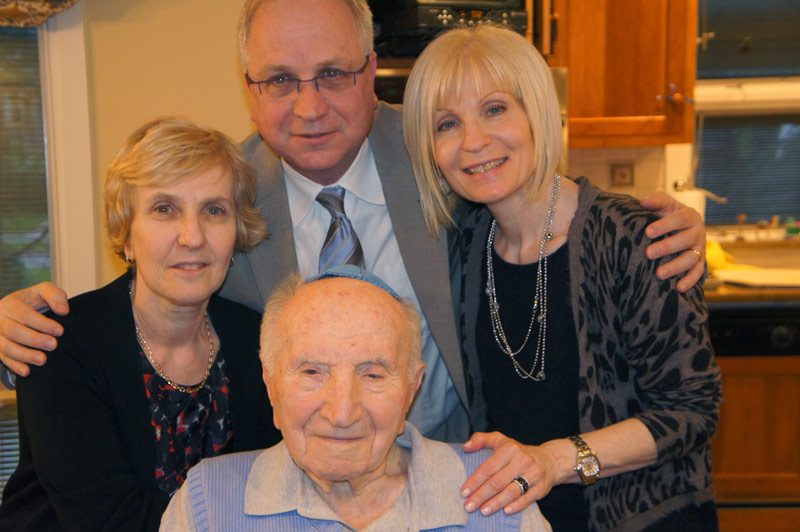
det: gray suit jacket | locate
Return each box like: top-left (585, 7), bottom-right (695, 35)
top-left (219, 102), bottom-right (469, 440)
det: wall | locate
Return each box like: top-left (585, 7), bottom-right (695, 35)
top-left (80, 0), bottom-right (254, 284)
top-left (568, 145), bottom-right (667, 198)
top-left (568, 143), bottom-right (698, 214)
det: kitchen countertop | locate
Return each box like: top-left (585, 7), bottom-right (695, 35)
top-left (705, 282), bottom-right (800, 307)
top-left (705, 229), bottom-right (800, 306)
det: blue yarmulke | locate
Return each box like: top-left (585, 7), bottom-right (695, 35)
top-left (306, 265), bottom-right (402, 301)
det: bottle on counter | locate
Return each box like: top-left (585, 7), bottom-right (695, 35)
top-left (786, 217), bottom-right (799, 238)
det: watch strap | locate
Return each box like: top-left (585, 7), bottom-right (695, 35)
top-left (568, 434), bottom-right (600, 485)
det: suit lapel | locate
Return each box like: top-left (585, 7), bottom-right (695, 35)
top-left (369, 103), bottom-right (467, 407)
top-left (241, 134), bottom-right (299, 304)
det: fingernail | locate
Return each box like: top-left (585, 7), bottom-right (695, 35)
top-left (464, 501), bottom-right (476, 512)
top-left (481, 506), bottom-right (492, 516)
top-left (504, 505), bottom-right (513, 514)
top-left (461, 487), bottom-right (471, 497)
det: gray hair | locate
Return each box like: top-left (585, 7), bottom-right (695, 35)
top-left (237, 0), bottom-right (374, 71)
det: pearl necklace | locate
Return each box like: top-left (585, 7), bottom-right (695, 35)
top-left (134, 312), bottom-right (216, 394)
top-left (485, 174), bottom-right (561, 381)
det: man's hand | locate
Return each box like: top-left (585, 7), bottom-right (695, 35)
top-left (460, 432), bottom-right (559, 516)
top-left (640, 191), bottom-right (706, 292)
top-left (0, 283), bottom-right (69, 376)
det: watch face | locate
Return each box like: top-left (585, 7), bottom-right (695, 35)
top-left (579, 456), bottom-right (600, 477)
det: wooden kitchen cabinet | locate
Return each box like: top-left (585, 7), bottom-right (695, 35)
top-left (711, 356), bottom-right (800, 532)
top-left (543, 0), bottom-right (697, 148)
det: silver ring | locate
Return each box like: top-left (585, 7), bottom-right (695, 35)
top-left (511, 475), bottom-right (530, 494)
top-left (691, 248), bottom-right (702, 261)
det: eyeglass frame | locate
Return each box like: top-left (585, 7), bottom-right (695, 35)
top-left (245, 55), bottom-right (372, 98)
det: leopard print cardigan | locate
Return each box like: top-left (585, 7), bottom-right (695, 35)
top-left (451, 177), bottom-right (722, 532)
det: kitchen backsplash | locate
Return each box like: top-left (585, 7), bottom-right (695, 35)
top-left (567, 144), bottom-right (689, 200)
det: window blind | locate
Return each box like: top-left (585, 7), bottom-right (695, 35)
top-left (0, 26), bottom-right (49, 499)
top-left (0, 27), bottom-right (50, 295)
top-left (696, 115), bottom-right (800, 226)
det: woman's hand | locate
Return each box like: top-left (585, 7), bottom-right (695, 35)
top-left (639, 191), bottom-right (706, 292)
top-left (460, 432), bottom-right (562, 516)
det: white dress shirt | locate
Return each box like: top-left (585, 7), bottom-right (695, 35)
top-left (282, 140), bottom-right (461, 437)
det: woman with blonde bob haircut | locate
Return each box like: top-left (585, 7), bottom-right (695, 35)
top-left (403, 23), bottom-right (562, 236)
top-left (403, 24), bottom-right (721, 532)
top-left (0, 117), bottom-right (281, 532)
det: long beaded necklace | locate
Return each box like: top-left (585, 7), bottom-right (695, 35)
top-left (484, 174), bottom-right (561, 381)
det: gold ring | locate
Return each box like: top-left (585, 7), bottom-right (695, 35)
top-left (691, 249), bottom-right (702, 261)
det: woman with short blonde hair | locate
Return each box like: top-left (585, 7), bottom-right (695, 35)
top-left (403, 24), bottom-right (721, 532)
top-left (0, 117), bottom-right (280, 532)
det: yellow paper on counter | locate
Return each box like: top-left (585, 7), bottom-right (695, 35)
top-left (706, 240), bottom-right (760, 274)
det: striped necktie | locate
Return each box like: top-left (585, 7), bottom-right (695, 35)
top-left (316, 186), bottom-right (365, 271)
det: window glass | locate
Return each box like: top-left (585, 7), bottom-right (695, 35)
top-left (0, 25), bottom-right (48, 498)
top-left (696, 115), bottom-right (800, 226)
top-left (1, 27), bottom-right (50, 294)
top-left (697, 0), bottom-right (800, 79)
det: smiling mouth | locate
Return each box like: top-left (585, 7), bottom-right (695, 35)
top-left (464, 158), bottom-right (506, 175)
top-left (173, 263), bottom-right (207, 271)
top-left (317, 434), bottom-right (363, 443)
top-left (296, 131), bottom-right (333, 139)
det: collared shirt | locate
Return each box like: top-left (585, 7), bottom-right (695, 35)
top-left (282, 140), bottom-right (460, 438)
top-left (161, 422), bottom-right (551, 531)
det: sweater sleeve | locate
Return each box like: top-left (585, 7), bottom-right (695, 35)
top-left (580, 193), bottom-right (722, 464)
top-left (15, 325), bottom-right (170, 531)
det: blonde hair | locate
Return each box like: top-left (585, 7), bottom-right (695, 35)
top-left (104, 117), bottom-right (268, 260)
top-left (403, 24), bottom-right (562, 236)
top-left (260, 273), bottom-right (423, 380)
top-left (237, 0), bottom-right (374, 71)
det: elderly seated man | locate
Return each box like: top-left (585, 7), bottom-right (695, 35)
top-left (160, 266), bottom-right (550, 531)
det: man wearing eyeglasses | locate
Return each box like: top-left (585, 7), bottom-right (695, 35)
top-left (0, 0), bottom-right (707, 517)
top-left (225, 0), bottom-right (469, 447)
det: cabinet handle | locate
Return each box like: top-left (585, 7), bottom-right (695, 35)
top-left (656, 84), bottom-right (695, 105)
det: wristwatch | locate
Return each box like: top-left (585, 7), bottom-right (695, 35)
top-left (568, 434), bottom-right (600, 485)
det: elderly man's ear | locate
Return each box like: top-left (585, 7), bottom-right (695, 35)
top-left (408, 363), bottom-right (426, 410)
top-left (263, 368), bottom-right (280, 431)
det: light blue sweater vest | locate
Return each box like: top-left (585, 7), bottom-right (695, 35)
top-left (183, 446), bottom-right (523, 531)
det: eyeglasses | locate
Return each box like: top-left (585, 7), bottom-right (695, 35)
top-left (245, 56), bottom-right (371, 99)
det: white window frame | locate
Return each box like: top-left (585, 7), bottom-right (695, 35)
top-left (695, 77), bottom-right (800, 116)
top-left (38, 2), bottom-right (98, 297)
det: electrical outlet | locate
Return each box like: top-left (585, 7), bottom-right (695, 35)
top-left (610, 162), bottom-right (635, 187)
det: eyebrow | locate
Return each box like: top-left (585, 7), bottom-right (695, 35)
top-left (356, 359), bottom-right (396, 373)
top-left (252, 57), bottom-right (357, 79)
top-left (143, 192), bottom-right (233, 206)
top-left (436, 90), bottom-right (509, 111)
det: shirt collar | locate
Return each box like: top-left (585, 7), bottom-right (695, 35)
top-left (283, 138), bottom-right (386, 229)
top-left (243, 422), bottom-right (469, 529)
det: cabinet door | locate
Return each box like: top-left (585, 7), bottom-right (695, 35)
top-left (559, 0), bottom-right (697, 147)
top-left (712, 356), bottom-right (800, 501)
